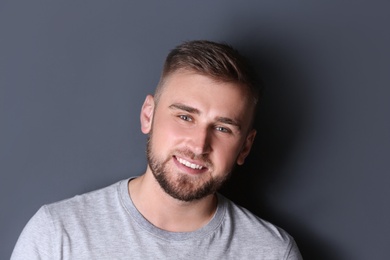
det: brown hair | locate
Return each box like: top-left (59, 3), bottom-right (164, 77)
top-left (155, 40), bottom-right (259, 106)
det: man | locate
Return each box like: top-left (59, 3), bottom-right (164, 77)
top-left (12, 40), bottom-right (302, 259)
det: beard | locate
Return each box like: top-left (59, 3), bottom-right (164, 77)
top-left (146, 134), bottom-right (232, 202)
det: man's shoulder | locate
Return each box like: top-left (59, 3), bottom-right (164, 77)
top-left (217, 195), bottom-right (302, 259)
top-left (220, 194), bottom-right (294, 246)
top-left (43, 179), bottom-right (126, 220)
top-left (11, 179), bottom-right (133, 259)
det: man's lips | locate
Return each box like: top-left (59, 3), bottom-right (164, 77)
top-left (173, 156), bottom-right (208, 171)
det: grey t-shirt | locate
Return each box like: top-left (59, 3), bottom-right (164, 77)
top-left (11, 179), bottom-right (302, 259)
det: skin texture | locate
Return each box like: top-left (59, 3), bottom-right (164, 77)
top-left (130, 70), bottom-right (256, 232)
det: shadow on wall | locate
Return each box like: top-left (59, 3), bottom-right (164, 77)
top-left (219, 42), bottom-right (341, 260)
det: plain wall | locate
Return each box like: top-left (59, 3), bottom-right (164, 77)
top-left (1, 1), bottom-right (389, 259)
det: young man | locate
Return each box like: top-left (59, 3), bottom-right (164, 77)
top-left (12, 40), bottom-right (302, 259)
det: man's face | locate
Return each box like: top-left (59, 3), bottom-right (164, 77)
top-left (141, 70), bottom-right (256, 202)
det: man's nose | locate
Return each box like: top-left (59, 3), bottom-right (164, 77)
top-left (188, 126), bottom-right (212, 156)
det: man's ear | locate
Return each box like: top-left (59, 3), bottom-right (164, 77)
top-left (140, 95), bottom-right (155, 134)
top-left (236, 129), bottom-right (257, 165)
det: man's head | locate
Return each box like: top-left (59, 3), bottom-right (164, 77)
top-left (140, 40), bottom-right (259, 202)
top-left (154, 40), bottom-right (259, 109)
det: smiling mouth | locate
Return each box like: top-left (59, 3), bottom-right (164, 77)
top-left (176, 157), bottom-right (204, 170)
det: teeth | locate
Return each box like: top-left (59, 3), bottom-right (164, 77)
top-left (177, 157), bottom-right (203, 170)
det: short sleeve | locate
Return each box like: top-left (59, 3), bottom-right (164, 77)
top-left (286, 238), bottom-right (303, 260)
top-left (11, 206), bottom-right (55, 260)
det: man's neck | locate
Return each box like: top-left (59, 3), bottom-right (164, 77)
top-left (128, 171), bottom-right (218, 232)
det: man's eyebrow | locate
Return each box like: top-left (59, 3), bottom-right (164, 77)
top-left (216, 117), bottom-right (242, 130)
top-left (169, 103), bottom-right (242, 130)
top-left (169, 103), bottom-right (200, 114)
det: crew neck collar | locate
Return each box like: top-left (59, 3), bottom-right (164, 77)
top-left (119, 178), bottom-right (226, 241)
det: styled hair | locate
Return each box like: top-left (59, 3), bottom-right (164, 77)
top-left (155, 40), bottom-right (260, 105)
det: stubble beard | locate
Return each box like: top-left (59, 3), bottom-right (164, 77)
top-left (146, 134), bottom-right (231, 202)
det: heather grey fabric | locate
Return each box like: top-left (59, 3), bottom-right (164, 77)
top-left (11, 179), bottom-right (302, 259)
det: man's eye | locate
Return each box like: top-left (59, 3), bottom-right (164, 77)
top-left (215, 126), bottom-right (230, 133)
top-left (179, 115), bottom-right (192, 121)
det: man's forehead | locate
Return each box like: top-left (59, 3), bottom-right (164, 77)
top-left (156, 72), bottom-right (255, 130)
top-left (159, 70), bottom-right (251, 99)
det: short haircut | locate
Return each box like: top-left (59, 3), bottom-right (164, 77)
top-left (155, 40), bottom-right (260, 106)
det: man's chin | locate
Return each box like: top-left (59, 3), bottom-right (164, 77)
top-left (155, 175), bottom-right (214, 202)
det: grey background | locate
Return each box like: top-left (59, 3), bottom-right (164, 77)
top-left (1, 1), bottom-right (389, 259)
